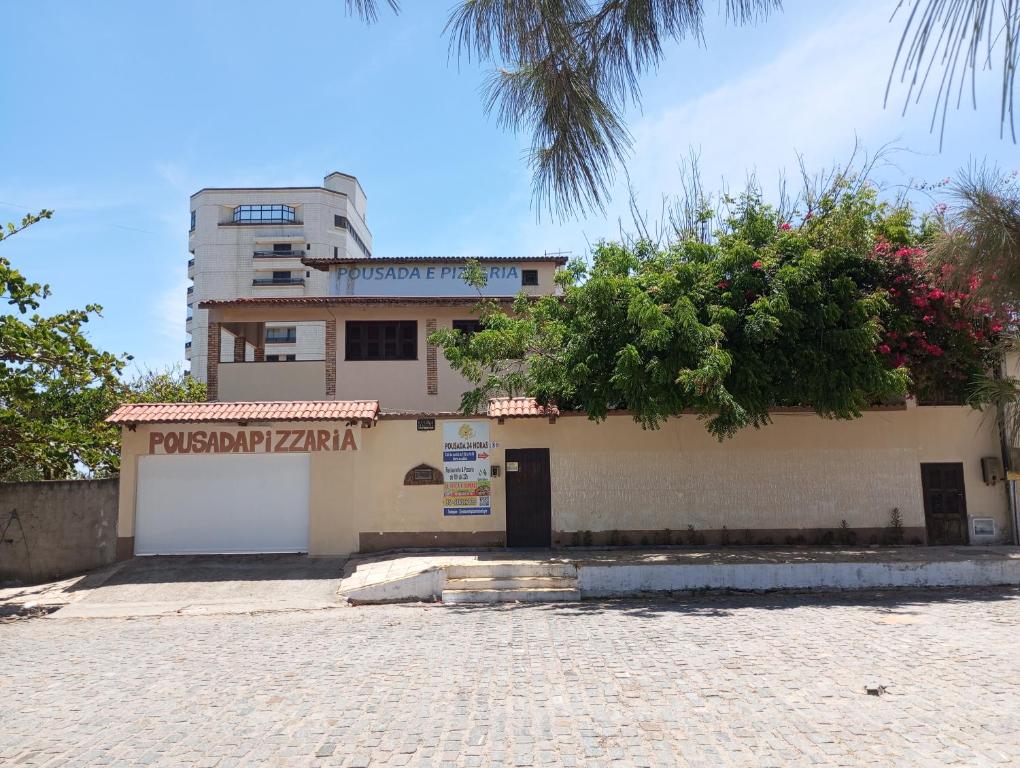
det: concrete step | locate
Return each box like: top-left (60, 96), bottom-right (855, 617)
top-left (442, 587), bottom-right (580, 603)
top-left (445, 562), bottom-right (577, 579)
top-left (445, 576), bottom-right (577, 591)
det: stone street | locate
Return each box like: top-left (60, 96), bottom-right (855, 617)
top-left (3, 588), bottom-right (1020, 767)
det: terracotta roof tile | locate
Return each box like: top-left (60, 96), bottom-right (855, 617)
top-left (106, 400), bottom-right (379, 425)
top-left (487, 397), bottom-right (559, 419)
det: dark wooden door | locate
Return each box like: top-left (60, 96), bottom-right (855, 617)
top-left (505, 448), bottom-right (551, 548)
top-left (920, 462), bottom-right (969, 545)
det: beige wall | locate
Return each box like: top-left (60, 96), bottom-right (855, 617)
top-left (218, 360), bottom-right (327, 401)
top-left (208, 304), bottom-right (502, 413)
top-left (116, 404), bottom-right (1013, 557)
top-left (496, 406), bottom-right (1008, 540)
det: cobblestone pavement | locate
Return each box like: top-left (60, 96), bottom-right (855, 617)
top-left (3, 588), bottom-right (1020, 767)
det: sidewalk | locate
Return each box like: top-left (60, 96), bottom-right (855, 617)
top-left (339, 546), bottom-right (1020, 603)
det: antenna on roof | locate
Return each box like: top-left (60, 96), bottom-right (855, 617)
top-left (544, 250), bottom-right (572, 258)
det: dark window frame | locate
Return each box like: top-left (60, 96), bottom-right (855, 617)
top-left (345, 320), bottom-right (417, 361)
top-left (452, 319), bottom-right (484, 336)
top-left (232, 204), bottom-right (296, 224)
top-left (522, 269), bottom-right (539, 286)
top-left (265, 326), bottom-right (298, 344)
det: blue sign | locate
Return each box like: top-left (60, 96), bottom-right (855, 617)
top-left (443, 450), bottom-right (476, 462)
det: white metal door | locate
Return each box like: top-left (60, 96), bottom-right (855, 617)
top-left (134, 453), bottom-right (310, 555)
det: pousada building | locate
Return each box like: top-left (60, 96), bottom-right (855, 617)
top-left (107, 172), bottom-right (1017, 560)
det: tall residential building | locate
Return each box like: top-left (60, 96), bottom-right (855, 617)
top-left (186, 171), bottom-right (372, 382)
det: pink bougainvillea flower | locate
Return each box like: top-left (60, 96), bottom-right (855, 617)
top-left (912, 296), bottom-right (928, 308)
top-left (752, 260), bottom-right (763, 269)
top-left (878, 344), bottom-right (892, 355)
top-left (928, 288), bottom-right (946, 300)
top-left (716, 280), bottom-right (730, 290)
top-left (779, 222), bottom-right (792, 231)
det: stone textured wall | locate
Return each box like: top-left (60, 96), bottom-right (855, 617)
top-left (0, 479), bottom-right (119, 585)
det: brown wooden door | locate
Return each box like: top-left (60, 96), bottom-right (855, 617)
top-left (920, 462), bottom-right (969, 545)
top-left (505, 448), bottom-right (551, 548)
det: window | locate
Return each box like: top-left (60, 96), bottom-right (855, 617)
top-left (190, 210), bottom-right (196, 231)
top-left (272, 243), bottom-right (292, 253)
top-left (272, 270), bottom-right (291, 281)
top-left (522, 269), bottom-right (539, 286)
top-left (266, 354), bottom-right (297, 362)
top-left (265, 327), bottom-right (297, 344)
top-left (334, 214), bottom-right (372, 257)
top-left (346, 321), bottom-right (417, 361)
top-left (452, 319), bottom-right (483, 336)
top-left (232, 204), bottom-right (296, 224)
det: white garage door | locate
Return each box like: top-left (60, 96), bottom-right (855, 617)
top-left (135, 453), bottom-right (310, 555)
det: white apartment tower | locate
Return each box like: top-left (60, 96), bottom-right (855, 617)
top-left (186, 172), bottom-right (372, 382)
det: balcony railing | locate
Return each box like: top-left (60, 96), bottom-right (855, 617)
top-left (253, 250), bottom-right (304, 258)
top-left (252, 277), bottom-right (305, 286)
top-left (265, 335), bottom-right (297, 344)
top-left (187, 258), bottom-right (194, 268)
top-left (187, 286), bottom-right (194, 294)
top-left (184, 341), bottom-right (192, 349)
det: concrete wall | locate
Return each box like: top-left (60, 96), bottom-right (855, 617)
top-left (0, 479), bottom-right (119, 584)
top-left (218, 360), bottom-right (327, 401)
top-left (115, 404), bottom-right (1013, 557)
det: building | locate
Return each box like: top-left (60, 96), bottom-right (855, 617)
top-left (106, 175), bottom-right (1017, 560)
top-left (187, 172), bottom-right (372, 382)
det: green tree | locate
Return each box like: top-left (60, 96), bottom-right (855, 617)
top-left (1, 211), bottom-right (208, 481)
top-left (1, 210), bottom-right (128, 480)
top-left (86, 367), bottom-right (207, 478)
top-left (350, 1), bottom-right (1019, 215)
top-left (430, 179), bottom-right (994, 437)
top-left (929, 166), bottom-right (1020, 443)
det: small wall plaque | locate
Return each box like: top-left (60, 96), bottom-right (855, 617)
top-left (403, 463), bottom-right (443, 486)
top-left (416, 418), bottom-right (435, 431)
top-left (506, 461), bottom-right (519, 472)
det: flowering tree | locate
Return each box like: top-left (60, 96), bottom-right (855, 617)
top-left (871, 242), bottom-right (996, 405)
top-left (431, 181), bottom-right (996, 436)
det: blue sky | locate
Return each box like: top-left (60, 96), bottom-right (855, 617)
top-left (1, 0), bottom-right (1016, 373)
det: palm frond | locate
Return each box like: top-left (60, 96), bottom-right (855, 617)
top-left (346, 0), bottom-right (399, 23)
top-left (889, 0), bottom-right (1020, 144)
top-left (929, 163), bottom-right (1020, 309)
top-left (447, 0), bottom-right (780, 218)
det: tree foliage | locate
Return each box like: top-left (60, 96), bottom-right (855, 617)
top-left (1, 213), bottom-right (205, 481)
top-left (349, 1), bottom-right (1019, 216)
top-left (431, 180), bottom-right (996, 437)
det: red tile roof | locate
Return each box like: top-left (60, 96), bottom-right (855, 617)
top-left (106, 400), bottom-right (379, 425)
top-left (199, 296), bottom-right (517, 308)
top-left (487, 397), bottom-right (560, 419)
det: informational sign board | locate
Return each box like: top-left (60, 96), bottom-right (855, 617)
top-left (442, 421), bottom-right (492, 516)
top-left (332, 264), bottom-right (524, 297)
